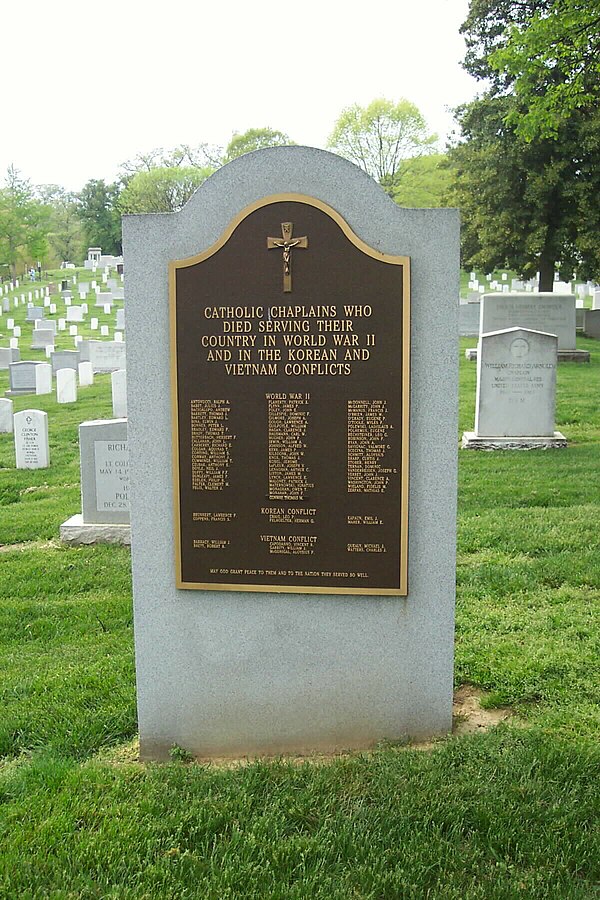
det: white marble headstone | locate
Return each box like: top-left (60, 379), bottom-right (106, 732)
top-left (475, 327), bottom-right (558, 437)
top-left (0, 398), bottom-right (13, 433)
top-left (14, 409), bottom-right (50, 468)
top-left (111, 369), bottom-right (127, 417)
top-left (56, 367), bottom-right (77, 404)
top-left (78, 361), bottom-right (94, 386)
top-left (35, 363), bottom-right (52, 395)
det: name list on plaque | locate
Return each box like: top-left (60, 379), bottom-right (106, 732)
top-left (171, 195), bottom-right (410, 595)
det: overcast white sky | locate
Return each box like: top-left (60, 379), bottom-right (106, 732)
top-left (2, 0), bottom-right (479, 192)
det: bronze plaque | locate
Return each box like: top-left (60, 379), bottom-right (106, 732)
top-left (170, 194), bottom-right (410, 595)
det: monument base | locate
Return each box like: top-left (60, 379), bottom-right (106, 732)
top-left (60, 513), bottom-right (131, 545)
top-left (465, 348), bottom-right (590, 363)
top-left (461, 431), bottom-right (567, 451)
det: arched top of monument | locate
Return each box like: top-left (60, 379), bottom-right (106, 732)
top-left (123, 145), bottom-right (456, 264)
top-left (182, 145), bottom-right (387, 220)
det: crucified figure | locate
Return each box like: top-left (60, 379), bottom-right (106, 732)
top-left (267, 222), bottom-right (308, 292)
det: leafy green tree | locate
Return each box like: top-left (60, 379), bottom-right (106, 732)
top-left (77, 180), bottom-right (122, 255)
top-left (393, 153), bottom-right (454, 208)
top-left (489, 0), bottom-right (600, 140)
top-left (327, 98), bottom-right (437, 197)
top-left (0, 166), bottom-right (50, 278)
top-left (448, 1), bottom-right (600, 289)
top-left (118, 166), bottom-right (213, 214)
top-left (223, 128), bottom-right (293, 163)
top-left (37, 184), bottom-right (85, 265)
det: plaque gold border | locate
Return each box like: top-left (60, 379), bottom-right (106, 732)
top-left (169, 193), bottom-right (411, 596)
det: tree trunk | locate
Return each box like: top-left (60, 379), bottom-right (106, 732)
top-left (538, 250), bottom-right (555, 291)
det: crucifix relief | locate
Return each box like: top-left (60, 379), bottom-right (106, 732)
top-left (267, 222), bottom-right (308, 292)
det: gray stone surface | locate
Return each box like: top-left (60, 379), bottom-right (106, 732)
top-left (7, 360), bottom-right (42, 395)
top-left (479, 292), bottom-right (576, 350)
top-left (583, 309), bottom-right (600, 339)
top-left (459, 300), bottom-right (480, 336)
top-left (0, 348), bottom-right (20, 369)
top-left (31, 328), bottom-right (55, 350)
top-left (87, 340), bottom-right (127, 372)
top-left (36, 318), bottom-right (56, 334)
top-left (78, 418), bottom-right (129, 525)
top-left (462, 432), bottom-right (567, 450)
top-left (60, 514), bottom-right (131, 545)
top-left (474, 327), bottom-right (559, 438)
top-left (26, 306), bottom-right (44, 322)
top-left (66, 305), bottom-right (84, 322)
top-left (123, 146), bottom-right (459, 761)
top-left (51, 350), bottom-right (80, 374)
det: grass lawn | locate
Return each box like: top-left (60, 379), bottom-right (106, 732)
top-left (0, 321), bottom-right (598, 898)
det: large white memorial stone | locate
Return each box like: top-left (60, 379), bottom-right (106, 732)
top-left (462, 327), bottom-right (567, 450)
top-left (87, 340), bottom-right (126, 373)
top-left (7, 361), bottom-right (42, 396)
top-left (466, 293), bottom-right (589, 362)
top-left (14, 409), bottom-right (50, 469)
top-left (123, 146), bottom-right (460, 761)
top-left (60, 418), bottom-right (130, 545)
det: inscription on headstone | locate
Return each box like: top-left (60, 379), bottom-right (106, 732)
top-left (14, 409), bottom-right (50, 468)
top-left (94, 439), bottom-right (130, 516)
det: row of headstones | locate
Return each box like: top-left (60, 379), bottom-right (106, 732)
top-left (2, 291), bottom-right (125, 350)
top-left (2, 273), bottom-right (124, 301)
top-left (466, 271), bottom-right (599, 298)
top-left (2, 341), bottom-right (127, 382)
top-left (0, 371), bottom-right (128, 465)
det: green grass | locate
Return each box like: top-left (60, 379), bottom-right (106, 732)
top-left (0, 331), bottom-right (597, 897)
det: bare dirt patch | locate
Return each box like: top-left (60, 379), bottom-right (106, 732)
top-left (452, 684), bottom-right (514, 735)
top-left (0, 539), bottom-right (60, 553)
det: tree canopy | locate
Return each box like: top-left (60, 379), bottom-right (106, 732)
top-left (327, 98), bottom-right (437, 198)
top-left (76, 180), bottom-right (122, 255)
top-left (448, 0), bottom-right (600, 289)
top-left (223, 128), bottom-right (293, 163)
top-left (489, 0), bottom-right (600, 140)
top-left (118, 166), bottom-right (213, 214)
top-left (0, 167), bottom-right (50, 278)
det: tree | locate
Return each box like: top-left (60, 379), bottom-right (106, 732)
top-left (0, 166), bottom-right (50, 278)
top-left (327, 98), bottom-right (437, 197)
top-left (120, 143), bottom-right (221, 176)
top-left (447, 1), bottom-right (600, 289)
top-left (76, 180), bottom-right (122, 255)
top-left (489, 0), bottom-right (600, 140)
top-left (223, 128), bottom-right (293, 163)
top-left (37, 185), bottom-right (85, 265)
top-left (118, 166), bottom-right (213, 214)
top-left (393, 153), bottom-right (454, 208)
